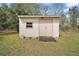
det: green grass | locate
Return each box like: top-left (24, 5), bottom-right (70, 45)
top-left (0, 31), bottom-right (79, 56)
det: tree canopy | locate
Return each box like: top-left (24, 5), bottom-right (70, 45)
top-left (0, 3), bottom-right (79, 31)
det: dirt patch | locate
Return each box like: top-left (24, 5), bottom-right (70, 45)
top-left (39, 36), bottom-right (56, 42)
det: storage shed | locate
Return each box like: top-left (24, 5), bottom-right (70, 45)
top-left (18, 15), bottom-right (60, 40)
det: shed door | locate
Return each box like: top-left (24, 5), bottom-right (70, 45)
top-left (39, 18), bottom-right (52, 37)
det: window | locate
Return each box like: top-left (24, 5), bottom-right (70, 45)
top-left (26, 22), bottom-right (33, 28)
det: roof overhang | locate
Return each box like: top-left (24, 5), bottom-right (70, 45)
top-left (18, 15), bottom-right (60, 18)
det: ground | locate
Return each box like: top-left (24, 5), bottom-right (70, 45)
top-left (0, 31), bottom-right (79, 56)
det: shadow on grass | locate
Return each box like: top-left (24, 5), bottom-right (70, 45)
top-left (39, 36), bottom-right (57, 42)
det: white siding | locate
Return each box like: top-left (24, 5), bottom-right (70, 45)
top-left (19, 17), bottom-right (60, 39)
top-left (19, 18), bottom-right (39, 38)
top-left (52, 18), bottom-right (59, 39)
top-left (39, 18), bottom-right (53, 36)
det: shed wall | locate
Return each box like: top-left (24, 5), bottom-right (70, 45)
top-left (39, 18), bottom-right (53, 37)
top-left (19, 17), bottom-right (59, 39)
top-left (52, 18), bottom-right (59, 39)
top-left (19, 18), bottom-right (39, 38)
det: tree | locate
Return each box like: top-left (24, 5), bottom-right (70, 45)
top-left (9, 3), bottom-right (41, 31)
top-left (0, 4), bottom-right (9, 30)
top-left (0, 3), bottom-right (69, 32)
top-left (10, 3), bottom-right (41, 15)
top-left (69, 6), bottom-right (79, 31)
top-left (60, 14), bottom-right (70, 31)
top-left (39, 3), bottom-right (66, 16)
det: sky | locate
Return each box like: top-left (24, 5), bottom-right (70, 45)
top-left (0, 3), bottom-right (79, 14)
top-left (64, 3), bottom-right (79, 12)
top-left (41, 3), bottom-right (79, 12)
top-left (0, 3), bottom-right (79, 10)
top-left (41, 3), bottom-right (79, 7)
top-left (66, 3), bottom-right (79, 7)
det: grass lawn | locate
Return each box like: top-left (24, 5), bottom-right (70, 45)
top-left (0, 31), bottom-right (79, 56)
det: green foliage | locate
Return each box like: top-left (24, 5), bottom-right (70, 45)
top-left (0, 4), bottom-right (9, 30)
top-left (60, 14), bottom-right (70, 31)
top-left (1, 3), bottom-right (79, 32)
top-left (10, 3), bottom-right (41, 15)
top-left (0, 3), bottom-right (41, 31)
top-left (69, 6), bottom-right (79, 31)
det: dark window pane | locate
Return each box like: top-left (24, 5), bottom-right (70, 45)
top-left (26, 22), bottom-right (32, 28)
